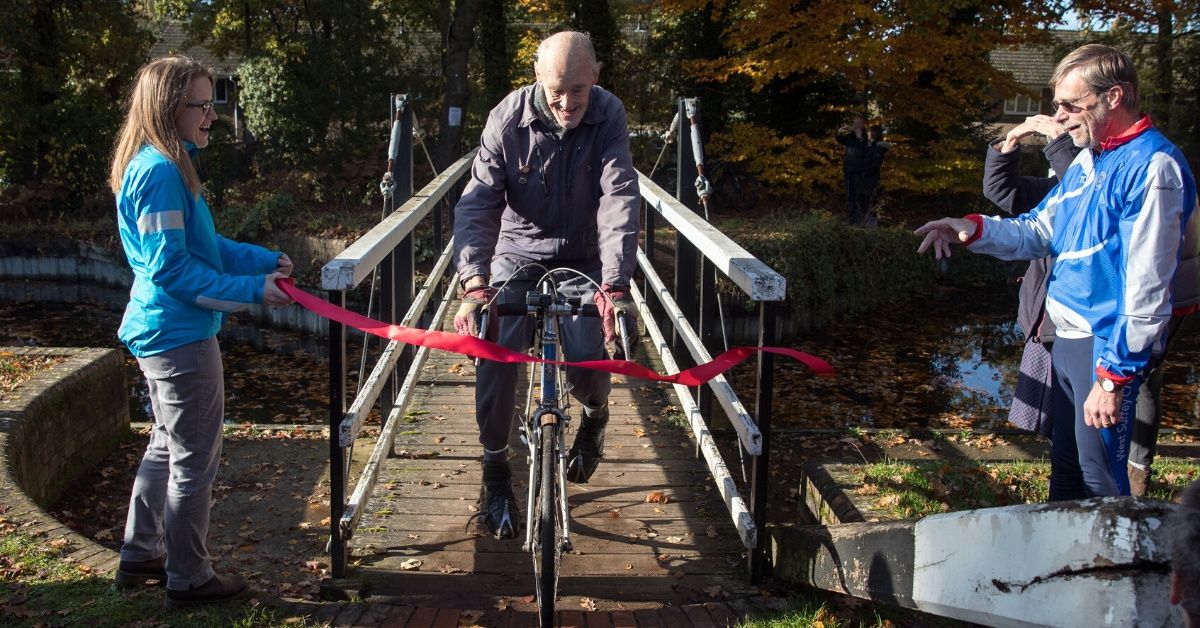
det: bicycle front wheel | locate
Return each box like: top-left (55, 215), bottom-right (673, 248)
top-left (533, 425), bottom-right (560, 626)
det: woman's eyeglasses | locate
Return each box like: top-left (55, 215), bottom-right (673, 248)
top-left (185, 101), bottom-right (215, 114)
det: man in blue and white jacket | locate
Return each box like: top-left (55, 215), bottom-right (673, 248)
top-left (916, 44), bottom-right (1196, 499)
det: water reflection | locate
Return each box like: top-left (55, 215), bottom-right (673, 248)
top-left (735, 285), bottom-right (1200, 430)
top-left (0, 279), bottom-right (333, 425)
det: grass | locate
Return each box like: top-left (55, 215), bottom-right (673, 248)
top-left (853, 457), bottom-right (1199, 519)
top-left (0, 534), bottom-right (320, 628)
top-left (0, 352), bottom-right (64, 401)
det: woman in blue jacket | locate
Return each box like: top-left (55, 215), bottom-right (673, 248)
top-left (107, 56), bottom-right (293, 607)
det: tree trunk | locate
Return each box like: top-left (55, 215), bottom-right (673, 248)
top-left (477, 0), bottom-right (509, 109)
top-left (434, 0), bottom-right (482, 171)
top-left (1153, 2), bottom-right (1173, 132)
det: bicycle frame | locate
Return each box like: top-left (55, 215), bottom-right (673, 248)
top-left (521, 291), bottom-right (573, 555)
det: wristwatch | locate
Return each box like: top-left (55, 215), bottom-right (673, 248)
top-left (1099, 378), bottom-right (1121, 393)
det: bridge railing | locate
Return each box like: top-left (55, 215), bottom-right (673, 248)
top-left (321, 95), bottom-right (784, 582)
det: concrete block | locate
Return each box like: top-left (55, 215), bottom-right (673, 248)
top-left (912, 498), bottom-right (1179, 627)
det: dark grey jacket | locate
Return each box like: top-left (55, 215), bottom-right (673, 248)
top-left (453, 84), bottom-right (640, 288)
top-left (982, 134), bottom-right (1078, 342)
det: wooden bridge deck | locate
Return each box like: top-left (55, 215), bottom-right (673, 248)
top-left (341, 335), bottom-right (754, 626)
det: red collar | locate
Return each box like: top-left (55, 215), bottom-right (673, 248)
top-left (1099, 114), bottom-right (1153, 152)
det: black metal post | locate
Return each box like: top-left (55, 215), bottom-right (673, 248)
top-left (643, 199), bottom-right (656, 319)
top-left (749, 301), bottom-right (776, 583)
top-left (674, 98), bottom-right (699, 374)
top-left (327, 290), bottom-right (347, 577)
top-left (391, 96), bottom-right (416, 404)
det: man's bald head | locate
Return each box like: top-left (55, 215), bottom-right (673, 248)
top-left (534, 31), bottom-right (601, 130)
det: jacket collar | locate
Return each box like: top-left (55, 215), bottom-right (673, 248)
top-left (519, 84), bottom-right (607, 130)
top-left (1099, 114), bottom-right (1153, 152)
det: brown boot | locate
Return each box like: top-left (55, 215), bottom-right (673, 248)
top-left (1127, 463), bottom-right (1150, 497)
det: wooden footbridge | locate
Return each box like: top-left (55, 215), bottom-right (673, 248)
top-left (314, 97), bottom-right (783, 625)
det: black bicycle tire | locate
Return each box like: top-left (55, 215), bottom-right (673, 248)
top-left (536, 426), bottom-right (558, 626)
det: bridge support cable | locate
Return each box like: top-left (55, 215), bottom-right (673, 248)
top-left (629, 281), bottom-right (756, 550)
top-left (339, 252), bottom-right (459, 541)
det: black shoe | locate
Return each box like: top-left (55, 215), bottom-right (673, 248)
top-left (164, 572), bottom-right (251, 609)
top-left (115, 555), bottom-right (167, 587)
top-left (566, 408), bottom-right (608, 484)
top-left (473, 460), bottom-right (519, 539)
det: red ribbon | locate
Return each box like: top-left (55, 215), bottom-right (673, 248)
top-left (278, 279), bottom-right (834, 386)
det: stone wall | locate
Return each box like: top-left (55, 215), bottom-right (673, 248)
top-left (0, 347), bottom-right (130, 507)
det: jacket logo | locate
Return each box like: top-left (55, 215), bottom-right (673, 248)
top-left (1153, 185), bottom-right (1177, 191)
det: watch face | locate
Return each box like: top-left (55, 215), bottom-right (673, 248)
top-left (1101, 379), bottom-right (1115, 392)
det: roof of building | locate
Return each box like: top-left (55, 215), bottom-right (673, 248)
top-left (990, 29), bottom-right (1085, 87)
top-left (147, 20), bottom-right (240, 77)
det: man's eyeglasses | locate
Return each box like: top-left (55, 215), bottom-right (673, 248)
top-left (1051, 92), bottom-right (1098, 114)
top-left (185, 101), bottom-right (215, 114)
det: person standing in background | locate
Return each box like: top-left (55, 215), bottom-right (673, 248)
top-left (836, 114), bottom-right (869, 224)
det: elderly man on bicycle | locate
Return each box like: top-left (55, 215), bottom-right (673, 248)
top-left (451, 31), bottom-right (640, 539)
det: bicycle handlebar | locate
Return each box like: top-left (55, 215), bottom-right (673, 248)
top-left (490, 302), bottom-right (601, 318)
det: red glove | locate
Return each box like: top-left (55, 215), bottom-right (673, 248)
top-left (593, 284), bottom-right (636, 343)
top-left (454, 285), bottom-right (496, 335)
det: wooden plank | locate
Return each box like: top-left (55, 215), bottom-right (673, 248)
top-left (633, 609), bottom-right (665, 627)
top-left (403, 606), bottom-right (439, 628)
top-left (380, 605), bottom-right (415, 627)
top-left (703, 603), bottom-right (738, 627)
top-left (681, 604), bottom-right (718, 628)
top-left (366, 550), bottom-right (736, 577)
top-left (610, 610), bottom-right (638, 628)
top-left (582, 611), bottom-right (610, 628)
top-left (558, 610), bottom-right (585, 628)
top-left (656, 606), bottom-right (689, 626)
top-left (430, 608), bottom-right (461, 628)
top-left (332, 602), bottom-right (368, 626)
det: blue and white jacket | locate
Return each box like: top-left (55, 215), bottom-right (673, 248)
top-left (965, 116), bottom-right (1197, 384)
top-left (116, 143), bottom-right (280, 357)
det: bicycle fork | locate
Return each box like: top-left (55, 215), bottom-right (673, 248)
top-left (523, 410), bottom-right (573, 553)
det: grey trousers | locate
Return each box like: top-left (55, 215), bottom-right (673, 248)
top-left (121, 337), bottom-right (223, 590)
top-left (476, 257), bottom-right (611, 451)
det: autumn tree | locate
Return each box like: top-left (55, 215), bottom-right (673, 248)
top-left (0, 0), bottom-right (151, 207)
top-left (653, 0), bottom-right (1066, 205)
top-left (1071, 0), bottom-right (1200, 158)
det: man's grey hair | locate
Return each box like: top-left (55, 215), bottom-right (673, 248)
top-left (534, 31), bottom-right (597, 66)
top-left (1171, 480), bottom-right (1200, 624)
top-left (1050, 43), bottom-right (1139, 111)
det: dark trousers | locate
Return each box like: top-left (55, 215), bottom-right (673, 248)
top-left (844, 170), bottom-right (866, 224)
top-left (1129, 314), bottom-right (1188, 469)
top-left (1048, 336), bottom-right (1139, 499)
top-left (475, 256), bottom-right (610, 452)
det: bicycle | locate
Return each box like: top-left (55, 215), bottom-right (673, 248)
top-left (479, 267), bottom-right (632, 627)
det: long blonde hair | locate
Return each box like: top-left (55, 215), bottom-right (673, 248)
top-left (109, 56), bottom-right (213, 196)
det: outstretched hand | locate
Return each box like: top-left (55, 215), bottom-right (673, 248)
top-left (914, 217), bottom-right (977, 260)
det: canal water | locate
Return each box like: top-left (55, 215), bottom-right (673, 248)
top-left (4, 278), bottom-right (1199, 430)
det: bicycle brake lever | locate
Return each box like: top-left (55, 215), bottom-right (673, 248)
top-left (617, 313), bottom-right (633, 362)
top-left (473, 309), bottom-right (489, 366)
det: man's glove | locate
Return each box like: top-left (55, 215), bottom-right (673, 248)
top-left (593, 284), bottom-right (636, 344)
top-left (454, 277), bottom-right (495, 336)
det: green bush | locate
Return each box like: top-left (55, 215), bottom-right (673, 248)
top-left (721, 210), bottom-right (1016, 331)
